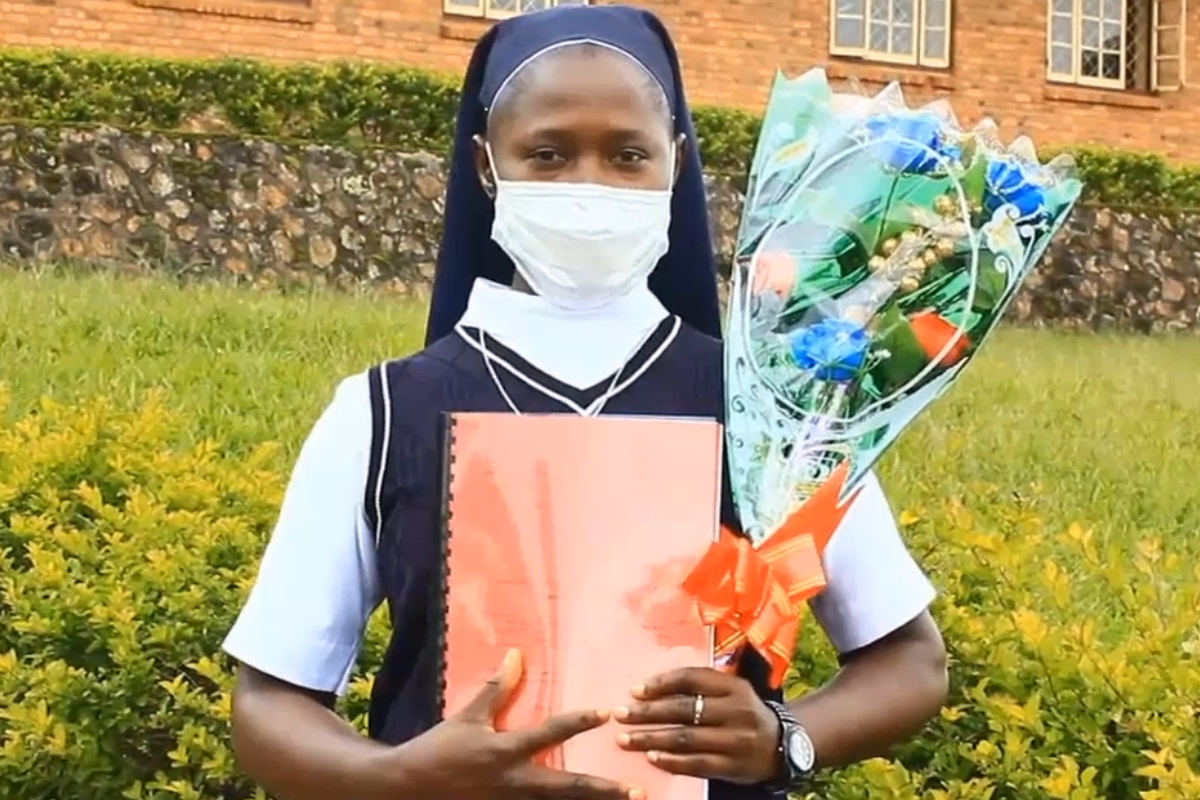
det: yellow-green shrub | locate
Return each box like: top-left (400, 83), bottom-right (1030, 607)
top-left (0, 388), bottom-right (378, 799)
top-left (788, 492), bottom-right (1200, 800)
top-left (2, 388), bottom-right (1197, 799)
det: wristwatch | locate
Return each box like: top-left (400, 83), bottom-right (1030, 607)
top-left (762, 700), bottom-right (816, 795)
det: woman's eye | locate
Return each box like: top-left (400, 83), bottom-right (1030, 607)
top-left (617, 150), bottom-right (649, 163)
top-left (529, 149), bottom-right (563, 163)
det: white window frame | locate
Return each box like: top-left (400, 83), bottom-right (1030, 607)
top-left (829, 0), bottom-right (953, 69)
top-left (1045, 0), bottom-right (1186, 91)
top-left (1150, 0), bottom-right (1185, 90)
top-left (444, 0), bottom-right (587, 20)
top-left (1046, 0), bottom-right (1129, 89)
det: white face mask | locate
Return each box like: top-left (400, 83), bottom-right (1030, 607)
top-left (487, 144), bottom-right (675, 310)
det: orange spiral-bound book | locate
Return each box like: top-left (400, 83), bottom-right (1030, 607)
top-left (438, 412), bottom-right (720, 800)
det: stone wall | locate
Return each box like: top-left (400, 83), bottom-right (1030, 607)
top-left (2, 123), bottom-right (1198, 332)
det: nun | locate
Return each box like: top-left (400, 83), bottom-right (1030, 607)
top-left (222, 6), bottom-right (949, 800)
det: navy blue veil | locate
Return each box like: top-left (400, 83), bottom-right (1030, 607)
top-left (423, 4), bottom-right (722, 345)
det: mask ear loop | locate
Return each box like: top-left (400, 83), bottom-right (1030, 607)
top-left (481, 141), bottom-right (499, 198)
top-left (665, 140), bottom-right (678, 192)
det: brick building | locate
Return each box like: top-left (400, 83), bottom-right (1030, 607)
top-left (0, 0), bottom-right (1195, 161)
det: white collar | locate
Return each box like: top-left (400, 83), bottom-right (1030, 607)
top-left (456, 279), bottom-right (670, 390)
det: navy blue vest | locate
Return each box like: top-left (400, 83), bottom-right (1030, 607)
top-left (363, 317), bottom-right (781, 800)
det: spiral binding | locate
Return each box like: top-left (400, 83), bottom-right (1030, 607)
top-left (434, 411), bottom-right (458, 723)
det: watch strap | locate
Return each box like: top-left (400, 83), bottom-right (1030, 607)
top-left (761, 701), bottom-right (813, 794)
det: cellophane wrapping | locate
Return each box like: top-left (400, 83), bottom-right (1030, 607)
top-left (726, 68), bottom-right (1083, 545)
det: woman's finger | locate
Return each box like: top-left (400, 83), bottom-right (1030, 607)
top-left (513, 764), bottom-right (637, 800)
top-left (633, 667), bottom-right (737, 700)
top-left (644, 751), bottom-right (739, 782)
top-left (617, 725), bottom-right (740, 755)
top-left (615, 695), bottom-right (733, 727)
top-left (501, 709), bottom-right (612, 759)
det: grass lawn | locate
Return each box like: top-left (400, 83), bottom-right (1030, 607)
top-left (4, 267), bottom-right (1200, 555)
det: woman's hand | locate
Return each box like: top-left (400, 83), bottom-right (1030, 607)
top-left (612, 667), bottom-right (781, 785)
top-left (397, 650), bottom-right (641, 800)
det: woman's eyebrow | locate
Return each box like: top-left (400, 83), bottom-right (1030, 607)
top-left (603, 127), bottom-right (657, 141)
top-left (518, 123), bottom-right (652, 139)
top-left (514, 124), bottom-right (575, 140)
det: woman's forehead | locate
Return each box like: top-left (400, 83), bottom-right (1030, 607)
top-left (488, 44), bottom-right (670, 134)
top-left (492, 42), bottom-right (658, 102)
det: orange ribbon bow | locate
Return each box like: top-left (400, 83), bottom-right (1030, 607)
top-left (682, 463), bottom-right (861, 688)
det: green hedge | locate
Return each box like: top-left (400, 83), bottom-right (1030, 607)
top-left (0, 48), bottom-right (1196, 210)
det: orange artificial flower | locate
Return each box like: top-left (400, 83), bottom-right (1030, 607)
top-left (908, 310), bottom-right (969, 367)
top-left (752, 251), bottom-right (797, 297)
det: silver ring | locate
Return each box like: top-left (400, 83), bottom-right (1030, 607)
top-left (691, 694), bottom-right (705, 726)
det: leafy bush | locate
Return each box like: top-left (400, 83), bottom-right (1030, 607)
top-left (0, 49), bottom-right (462, 157)
top-left (1, 47), bottom-right (1198, 207)
top-left (3, 384), bottom-right (1196, 800)
top-left (0, 389), bottom-right (387, 800)
top-left (790, 494), bottom-right (1200, 800)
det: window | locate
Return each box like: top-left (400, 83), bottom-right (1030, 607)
top-left (444, 0), bottom-right (587, 20)
top-left (1046, 0), bottom-right (1186, 91)
top-left (830, 0), bottom-right (952, 68)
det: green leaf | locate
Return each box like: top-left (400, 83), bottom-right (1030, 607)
top-left (971, 252), bottom-right (1008, 312)
top-left (871, 306), bottom-right (928, 392)
top-left (958, 151), bottom-right (988, 209)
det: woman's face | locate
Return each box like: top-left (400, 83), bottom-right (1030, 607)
top-left (475, 45), bottom-right (684, 191)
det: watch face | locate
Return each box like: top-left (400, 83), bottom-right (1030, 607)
top-left (786, 728), bottom-right (816, 773)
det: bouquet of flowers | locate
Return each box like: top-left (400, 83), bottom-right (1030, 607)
top-left (684, 68), bottom-right (1082, 685)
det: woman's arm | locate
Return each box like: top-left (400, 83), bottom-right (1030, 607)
top-left (222, 375), bottom-right (390, 795)
top-left (611, 474), bottom-right (947, 783)
top-left (231, 667), bottom-right (406, 800)
top-left (798, 471), bottom-right (948, 765)
top-left (223, 376), bottom-right (634, 800)
top-left (232, 654), bottom-right (636, 800)
top-left (789, 611), bottom-right (947, 768)
top-left (610, 613), bottom-right (945, 782)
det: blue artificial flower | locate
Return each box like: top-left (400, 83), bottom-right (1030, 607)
top-left (789, 318), bottom-right (870, 383)
top-left (984, 158), bottom-right (1046, 220)
top-left (862, 112), bottom-right (960, 174)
